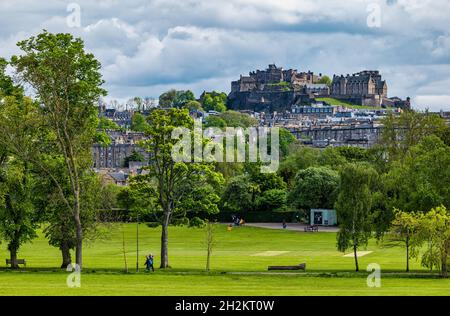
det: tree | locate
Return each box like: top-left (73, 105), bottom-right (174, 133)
top-left (159, 90), bottom-right (195, 108)
top-left (98, 117), bottom-right (121, 131)
top-left (317, 75), bottom-right (332, 87)
top-left (221, 175), bottom-right (253, 213)
top-left (184, 100), bottom-right (203, 112)
top-left (173, 90), bottom-right (195, 108)
top-left (419, 206), bottom-right (450, 277)
top-left (204, 116), bottom-right (227, 128)
top-left (201, 91), bottom-right (227, 113)
top-left (0, 58), bottom-right (23, 98)
top-left (380, 110), bottom-right (447, 163)
top-left (137, 108), bottom-right (224, 268)
top-left (0, 68), bottom-right (39, 269)
top-left (219, 111), bottom-right (257, 128)
top-left (385, 135), bottom-right (450, 213)
top-left (35, 163), bottom-right (106, 268)
top-left (123, 150), bottom-right (146, 168)
top-left (289, 166), bottom-right (339, 211)
top-left (383, 209), bottom-right (421, 272)
top-left (0, 161), bottom-right (37, 269)
top-left (159, 89), bottom-right (178, 108)
top-left (278, 146), bottom-right (321, 186)
top-left (131, 112), bottom-right (149, 132)
top-left (335, 163), bottom-right (378, 272)
top-left (256, 189), bottom-right (287, 212)
top-left (205, 220), bottom-right (216, 272)
top-left (11, 31), bottom-right (106, 269)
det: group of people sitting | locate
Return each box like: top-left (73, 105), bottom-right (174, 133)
top-left (231, 215), bottom-right (245, 226)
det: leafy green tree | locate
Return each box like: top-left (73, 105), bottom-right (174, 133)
top-left (204, 115), bottom-right (227, 128)
top-left (184, 100), bottom-right (203, 112)
top-left (335, 163), bottom-right (379, 271)
top-left (219, 111), bottom-right (257, 128)
top-left (385, 135), bottom-right (449, 213)
top-left (289, 166), bottom-right (339, 211)
top-left (136, 108), bottom-right (224, 268)
top-left (279, 128), bottom-right (297, 157)
top-left (94, 130), bottom-right (112, 147)
top-left (36, 165), bottom-right (107, 268)
top-left (221, 175), bottom-right (253, 213)
top-left (158, 89), bottom-right (177, 108)
top-left (418, 206), bottom-right (450, 277)
top-left (131, 112), bottom-right (149, 132)
top-left (380, 110), bottom-right (447, 162)
top-left (202, 92), bottom-right (227, 113)
top-left (0, 58), bottom-right (23, 99)
top-left (11, 31), bottom-right (106, 269)
top-left (256, 189), bottom-right (287, 212)
top-left (173, 90), bottom-right (195, 108)
top-left (383, 209), bottom-right (421, 272)
top-left (98, 117), bottom-right (121, 131)
top-left (0, 161), bottom-right (37, 269)
top-left (123, 150), bottom-right (146, 168)
top-left (159, 90), bottom-right (195, 108)
top-left (317, 75), bottom-right (332, 86)
top-left (0, 70), bottom-right (39, 268)
top-left (278, 146), bottom-right (321, 186)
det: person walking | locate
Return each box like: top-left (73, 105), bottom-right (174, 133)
top-left (145, 254), bottom-right (155, 272)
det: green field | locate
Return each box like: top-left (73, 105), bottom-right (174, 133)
top-left (0, 224), bottom-right (449, 296)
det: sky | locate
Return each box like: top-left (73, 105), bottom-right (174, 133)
top-left (0, 0), bottom-right (449, 111)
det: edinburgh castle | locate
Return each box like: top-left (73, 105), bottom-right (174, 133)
top-left (227, 65), bottom-right (410, 111)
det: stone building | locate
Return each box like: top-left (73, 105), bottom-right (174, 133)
top-left (231, 64), bottom-right (319, 93)
top-left (304, 84), bottom-right (330, 96)
top-left (228, 64), bottom-right (318, 112)
top-left (92, 131), bottom-right (148, 169)
top-left (331, 71), bottom-right (388, 107)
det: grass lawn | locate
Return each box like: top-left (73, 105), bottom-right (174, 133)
top-left (0, 224), bottom-right (449, 296)
top-left (316, 97), bottom-right (390, 110)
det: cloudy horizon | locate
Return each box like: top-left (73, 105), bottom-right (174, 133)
top-left (1, 0), bottom-right (449, 111)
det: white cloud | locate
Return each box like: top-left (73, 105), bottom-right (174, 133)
top-left (0, 0), bottom-right (448, 108)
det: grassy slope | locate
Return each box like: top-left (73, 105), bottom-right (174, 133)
top-left (316, 97), bottom-right (386, 110)
top-left (0, 224), bottom-right (449, 295)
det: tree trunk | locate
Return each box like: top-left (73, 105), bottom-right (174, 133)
top-left (74, 198), bottom-right (83, 270)
top-left (442, 258), bottom-right (448, 278)
top-left (160, 210), bottom-right (170, 268)
top-left (353, 244), bottom-right (359, 272)
top-left (406, 236), bottom-right (410, 273)
top-left (206, 250), bottom-right (211, 272)
top-left (9, 248), bottom-right (18, 269)
top-left (441, 244), bottom-right (448, 278)
top-left (60, 242), bottom-right (72, 269)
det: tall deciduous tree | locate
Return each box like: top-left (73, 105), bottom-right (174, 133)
top-left (380, 110), bottom-right (447, 163)
top-left (137, 108), bottom-right (223, 268)
top-left (419, 206), bottom-right (450, 277)
top-left (0, 161), bottom-right (37, 269)
top-left (383, 209), bottom-right (421, 272)
top-left (0, 66), bottom-right (39, 268)
top-left (289, 166), bottom-right (339, 211)
top-left (335, 163), bottom-right (378, 272)
top-left (11, 31), bottom-right (106, 269)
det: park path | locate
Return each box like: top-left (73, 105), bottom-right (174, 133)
top-left (245, 223), bottom-right (339, 233)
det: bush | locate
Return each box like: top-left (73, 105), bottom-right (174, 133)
top-left (189, 217), bottom-right (206, 228)
top-left (146, 222), bottom-right (160, 228)
top-left (172, 217), bottom-right (190, 227)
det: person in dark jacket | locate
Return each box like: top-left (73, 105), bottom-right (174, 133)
top-left (145, 254), bottom-right (155, 272)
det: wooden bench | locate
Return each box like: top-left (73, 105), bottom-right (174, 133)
top-left (268, 263), bottom-right (306, 271)
top-left (304, 225), bottom-right (319, 232)
top-left (6, 259), bottom-right (26, 267)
